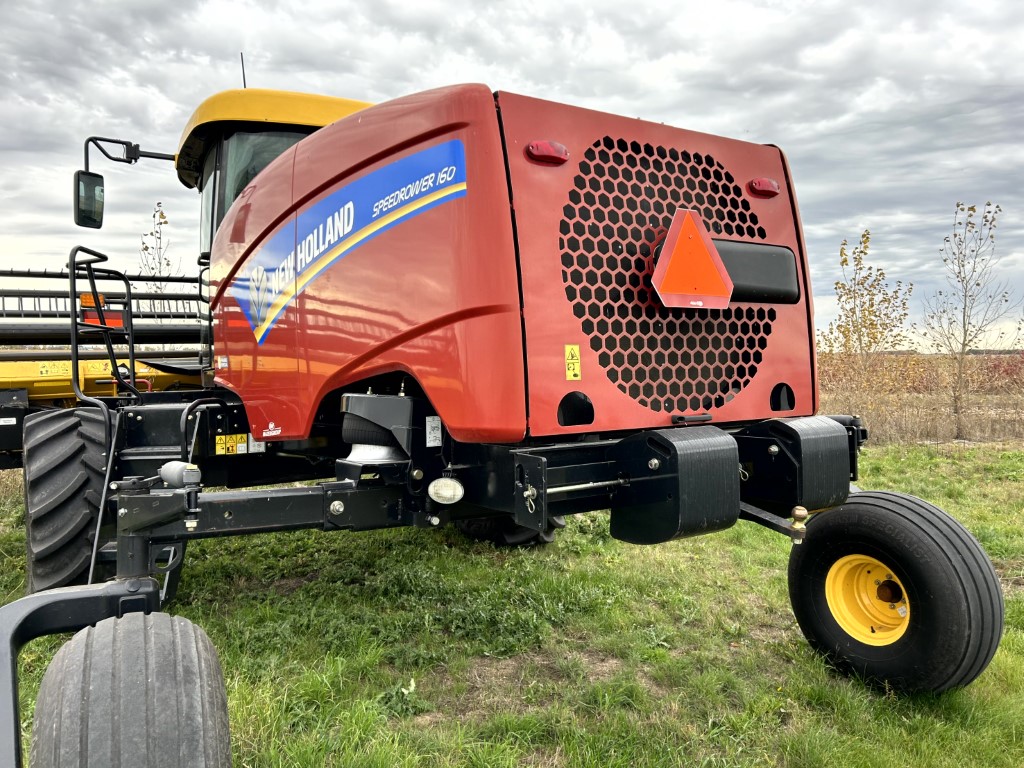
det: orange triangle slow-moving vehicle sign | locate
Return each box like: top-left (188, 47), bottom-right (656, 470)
top-left (651, 209), bottom-right (733, 309)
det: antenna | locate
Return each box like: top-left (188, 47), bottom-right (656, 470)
top-left (240, 52), bottom-right (247, 88)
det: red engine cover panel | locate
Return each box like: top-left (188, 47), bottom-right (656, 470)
top-left (211, 85), bottom-right (527, 442)
top-left (497, 91), bottom-right (817, 436)
top-left (211, 86), bottom-right (817, 445)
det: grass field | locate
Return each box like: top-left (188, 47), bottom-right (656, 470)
top-left (2, 443), bottom-right (1023, 767)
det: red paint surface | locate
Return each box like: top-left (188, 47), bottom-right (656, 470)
top-left (211, 85), bottom-right (526, 443)
top-left (497, 91), bottom-right (817, 436)
top-left (210, 86), bottom-right (818, 444)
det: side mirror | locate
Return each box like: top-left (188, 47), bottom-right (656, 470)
top-left (74, 170), bottom-right (105, 228)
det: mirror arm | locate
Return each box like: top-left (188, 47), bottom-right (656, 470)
top-left (136, 148), bottom-right (176, 162)
top-left (83, 137), bottom-right (175, 172)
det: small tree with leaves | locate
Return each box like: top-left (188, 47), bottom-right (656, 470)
top-left (922, 202), bottom-right (1022, 440)
top-left (817, 229), bottom-right (914, 380)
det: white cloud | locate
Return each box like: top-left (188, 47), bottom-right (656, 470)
top-left (0, 0), bottom-right (1020, 332)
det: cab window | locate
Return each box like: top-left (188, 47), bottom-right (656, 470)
top-left (198, 128), bottom-right (314, 251)
top-left (198, 143), bottom-right (219, 255)
top-left (222, 130), bottom-right (310, 209)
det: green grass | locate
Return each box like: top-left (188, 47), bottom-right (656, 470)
top-left (3, 443), bottom-right (1024, 767)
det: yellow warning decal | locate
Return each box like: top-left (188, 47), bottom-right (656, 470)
top-left (215, 433), bottom-right (249, 455)
top-left (564, 344), bottom-right (582, 381)
top-left (85, 361), bottom-right (110, 375)
top-left (38, 361), bottom-right (72, 377)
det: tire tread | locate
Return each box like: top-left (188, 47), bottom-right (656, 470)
top-left (30, 613), bottom-right (231, 767)
top-left (789, 490), bottom-right (1003, 693)
top-left (851, 492), bottom-right (1004, 690)
top-left (23, 408), bottom-right (109, 593)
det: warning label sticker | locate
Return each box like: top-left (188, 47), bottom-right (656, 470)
top-left (215, 433), bottom-right (250, 455)
top-left (38, 361), bottom-right (72, 377)
top-left (85, 361), bottom-right (110, 375)
top-left (564, 345), bottom-right (582, 381)
top-left (425, 416), bottom-right (442, 448)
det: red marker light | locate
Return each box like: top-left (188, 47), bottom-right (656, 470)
top-left (748, 177), bottom-right (780, 197)
top-left (525, 140), bottom-right (569, 165)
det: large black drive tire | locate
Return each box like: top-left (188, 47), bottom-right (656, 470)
top-left (456, 514), bottom-right (567, 547)
top-left (789, 491), bottom-right (1003, 693)
top-left (31, 612), bottom-right (231, 767)
top-left (23, 408), bottom-right (111, 593)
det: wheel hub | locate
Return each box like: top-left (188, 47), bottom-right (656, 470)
top-left (825, 554), bottom-right (910, 646)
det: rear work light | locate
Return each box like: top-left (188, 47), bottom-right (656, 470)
top-left (427, 476), bottom-right (465, 505)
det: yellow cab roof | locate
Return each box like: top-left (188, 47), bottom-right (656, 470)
top-left (175, 88), bottom-right (371, 188)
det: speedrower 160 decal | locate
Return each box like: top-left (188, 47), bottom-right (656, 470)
top-left (229, 139), bottom-right (468, 343)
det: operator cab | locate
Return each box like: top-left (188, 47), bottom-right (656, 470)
top-left (70, 89), bottom-right (370, 380)
top-left (175, 89), bottom-right (370, 254)
top-left (73, 88), bottom-right (369, 245)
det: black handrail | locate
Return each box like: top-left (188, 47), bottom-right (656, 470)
top-left (68, 247), bottom-right (142, 413)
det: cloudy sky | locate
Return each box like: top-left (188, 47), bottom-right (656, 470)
top-left (1, 0), bottom-right (1021, 336)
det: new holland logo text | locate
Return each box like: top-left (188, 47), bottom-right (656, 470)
top-left (244, 201), bottom-right (355, 329)
top-left (229, 139), bottom-right (467, 344)
top-left (297, 201), bottom-right (355, 270)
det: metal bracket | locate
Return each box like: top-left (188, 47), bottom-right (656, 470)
top-left (83, 136), bottom-right (175, 171)
top-left (739, 502), bottom-right (806, 542)
top-left (511, 451), bottom-right (548, 533)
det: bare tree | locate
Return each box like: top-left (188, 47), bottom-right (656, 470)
top-left (138, 202), bottom-right (181, 318)
top-left (922, 202), bottom-right (1022, 440)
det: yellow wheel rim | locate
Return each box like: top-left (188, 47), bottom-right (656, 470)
top-left (825, 555), bottom-right (910, 646)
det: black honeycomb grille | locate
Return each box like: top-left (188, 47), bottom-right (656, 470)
top-left (559, 136), bottom-right (775, 414)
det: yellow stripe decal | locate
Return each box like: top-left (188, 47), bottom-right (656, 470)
top-left (253, 182), bottom-right (466, 342)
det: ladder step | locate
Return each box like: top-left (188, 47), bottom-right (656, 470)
top-left (117, 446), bottom-right (183, 462)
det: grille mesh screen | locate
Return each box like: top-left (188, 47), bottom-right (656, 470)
top-left (559, 136), bottom-right (775, 413)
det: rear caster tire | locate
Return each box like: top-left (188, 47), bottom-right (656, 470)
top-left (30, 612), bottom-right (231, 767)
top-left (456, 514), bottom-right (566, 547)
top-left (788, 491), bottom-right (1003, 693)
top-left (23, 408), bottom-right (114, 593)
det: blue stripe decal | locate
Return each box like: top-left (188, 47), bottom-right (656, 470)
top-left (229, 139), bottom-right (467, 343)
